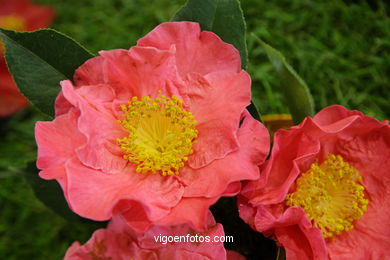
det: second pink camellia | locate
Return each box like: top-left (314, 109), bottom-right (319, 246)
top-left (0, 0), bottom-right (55, 117)
top-left (239, 105), bottom-right (390, 259)
top-left (35, 22), bottom-right (270, 232)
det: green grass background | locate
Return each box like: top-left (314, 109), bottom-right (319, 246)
top-left (0, 0), bottom-right (388, 259)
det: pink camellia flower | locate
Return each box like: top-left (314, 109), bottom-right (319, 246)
top-left (238, 105), bottom-right (390, 260)
top-left (0, 61), bottom-right (28, 117)
top-left (65, 213), bottom-right (244, 260)
top-left (0, 0), bottom-right (55, 33)
top-left (0, 0), bottom-right (55, 117)
top-left (35, 22), bottom-right (269, 232)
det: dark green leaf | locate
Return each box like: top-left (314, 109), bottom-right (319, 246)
top-left (24, 162), bottom-right (106, 227)
top-left (247, 102), bottom-right (261, 121)
top-left (0, 28), bottom-right (94, 117)
top-left (173, 0), bottom-right (248, 69)
top-left (254, 35), bottom-right (314, 123)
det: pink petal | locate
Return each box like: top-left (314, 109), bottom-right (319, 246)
top-left (222, 182), bottom-right (242, 197)
top-left (65, 213), bottom-right (227, 260)
top-left (311, 105), bottom-right (382, 135)
top-left (65, 157), bottom-right (184, 224)
top-left (61, 81), bottom-right (128, 174)
top-left (327, 125), bottom-right (390, 259)
top-left (251, 206), bottom-right (327, 260)
top-left (35, 108), bottom-right (86, 170)
top-left (99, 47), bottom-right (185, 101)
top-left (186, 71), bottom-right (251, 168)
top-left (73, 56), bottom-right (106, 86)
top-left (238, 105), bottom-right (390, 260)
top-left (54, 91), bottom-right (74, 117)
top-left (312, 105), bottom-right (363, 125)
top-left (63, 241), bottom-right (82, 260)
top-left (155, 199), bottom-right (219, 232)
top-left (137, 213), bottom-right (226, 260)
top-left (137, 22), bottom-right (241, 77)
top-left (35, 108), bottom-right (86, 203)
top-left (182, 111), bottom-right (269, 198)
top-left (240, 127), bottom-right (320, 206)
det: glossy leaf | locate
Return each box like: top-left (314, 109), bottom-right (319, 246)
top-left (0, 28), bottom-right (94, 117)
top-left (254, 35), bottom-right (314, 123)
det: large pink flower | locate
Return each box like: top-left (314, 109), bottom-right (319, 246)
top-left (0, 0), bottom-right (55, 117)
top-left (238, 105), bottom-right (390, 259)
top-left (35, 22), bottom-right (269, 232)
top-left (65, 213), bottom-right (244, 260)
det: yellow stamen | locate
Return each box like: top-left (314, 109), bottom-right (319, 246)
top-left (0, 15), bottom-right (26, 53)
top-left (286, 154), bottom-right (368, 238)
top-left (117, 95), bottom-right (197, 176)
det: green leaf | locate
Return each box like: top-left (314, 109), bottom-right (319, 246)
top-left (0, 28), bottom-right (94, 117)
top-left (173, 0), bottom-right (248, 69)
top-left (254, 35), bottom-right (314, 123)
top-left (247, 102), bottom-right (261, 121)
top-left (24, 162), bottom-right (106, 227)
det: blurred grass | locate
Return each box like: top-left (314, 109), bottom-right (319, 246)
top-left (244, 0), bottom-right (389, 120)
top-left (0, 0), bottom-right (388, 259)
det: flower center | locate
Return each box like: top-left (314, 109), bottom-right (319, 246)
top-left (0, 15), bottom-right (26, 53)
top-left (286, 154), bottom-right (368, 238)
top-left (117, 95), bottom-right (198, 176)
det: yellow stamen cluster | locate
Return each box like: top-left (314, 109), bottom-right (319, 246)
top-left (117, 95), bottom-right (197, 176)
top-left (286, 154), bottom-right (368, 238)
top-left (0, 15), bottom-right (26, 53)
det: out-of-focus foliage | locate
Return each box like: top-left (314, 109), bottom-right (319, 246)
top-left (245, 0), bottom-right (389, 121)
top-left (254, 36), bottom-right (314, 123)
